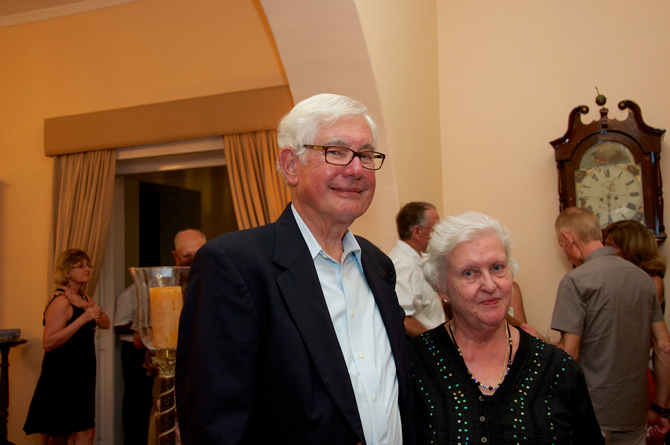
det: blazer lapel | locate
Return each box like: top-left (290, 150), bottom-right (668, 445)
top-left (272, 207), bottom-right (366, 443)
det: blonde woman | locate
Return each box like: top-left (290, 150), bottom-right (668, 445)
top-left (24, 249), bottom-right (110, 445)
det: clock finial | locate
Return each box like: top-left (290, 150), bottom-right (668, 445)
top-left (595, 87), bottom-right (607, 107)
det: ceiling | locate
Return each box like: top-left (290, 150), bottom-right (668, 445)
top-left (0, 0), bottom-right (139, 27)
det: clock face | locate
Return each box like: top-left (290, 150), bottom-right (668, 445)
top-left (575, 164), bottom-right (644, 227)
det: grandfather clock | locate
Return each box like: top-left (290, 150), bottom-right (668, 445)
top-left (550, 94), bottom-right (666, 243)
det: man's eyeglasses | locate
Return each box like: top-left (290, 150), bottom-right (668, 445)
top-left (304, 145), bottom-right (386, 170)
top-left (72, 263), bottom-right (93, 270)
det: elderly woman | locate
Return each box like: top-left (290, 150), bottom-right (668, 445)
top-left (408, 212), bottom-right (603, 444)
top-left (24, 249), bottom-right (110, 445)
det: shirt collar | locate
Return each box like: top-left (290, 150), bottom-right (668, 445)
top-left (395, 239), bottom-right (422, 260)
top-left (291, 204), bottom-right (362, 262)
top-left (584, 245), bottom-right (617, 263)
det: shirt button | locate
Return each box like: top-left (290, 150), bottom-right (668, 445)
top-left (359, 353), bottom-right (365, 359)
top-left (479, 416), bottom-right (485, 422)
top-left (351, 311), bottom-right (355, 318)
top-left (481, 438), bottom-right (488, 443)
top-left (479, 396), bottom-right (484, 401)
top-left (373, 395), bottom-right (378, 402)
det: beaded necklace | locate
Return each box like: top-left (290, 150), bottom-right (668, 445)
top-left (448, 320), bottom-right (513, 394)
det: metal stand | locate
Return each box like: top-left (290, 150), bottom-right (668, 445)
top-left (0, 339), bottom-right (27, 445)
top-left (152, 350), bottom-right (176, 445)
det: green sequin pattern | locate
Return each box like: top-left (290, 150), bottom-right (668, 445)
top-left (408, 326), bottom-right (602, 445)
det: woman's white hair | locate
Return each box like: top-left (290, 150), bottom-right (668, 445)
top-left (276, 93), bottom-right (377, 166)
top-left (423, 211), bottom-right (520, 293)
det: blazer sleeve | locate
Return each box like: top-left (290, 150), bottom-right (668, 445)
top-left (176, 241), bottom-right (261, 445)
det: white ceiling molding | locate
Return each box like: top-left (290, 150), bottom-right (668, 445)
top-left (0, 0), bottom-right (140, 29)
top-left (259, 0), bottom-right (400, 252)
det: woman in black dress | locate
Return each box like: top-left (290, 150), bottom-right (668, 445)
top-left (409, 212), bottom-right (604, 444)
top-left (24, 249), bottom-right (110, 445)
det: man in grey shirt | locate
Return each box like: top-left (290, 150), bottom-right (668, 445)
top-left (551, 207), bottom-right (670, 444)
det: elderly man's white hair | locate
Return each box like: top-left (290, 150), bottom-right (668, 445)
top-left (277, 93), bottom-right (378, 167)
top-left (423, 211), bottom-right (519, 294)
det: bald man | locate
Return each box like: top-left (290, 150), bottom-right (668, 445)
top-left (172, 229), bottom-right (207, 267)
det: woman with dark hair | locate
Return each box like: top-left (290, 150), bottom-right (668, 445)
top-left (603, 220), bottom-right (666, 310)
top-left (24, 249), bottom-right (110, 445)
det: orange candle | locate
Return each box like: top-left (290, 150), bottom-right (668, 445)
top-left (149, 286), bottom-right (183, 349)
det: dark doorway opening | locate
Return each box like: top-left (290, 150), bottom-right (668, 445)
top-left (139, 181), bottom-right (201, 267)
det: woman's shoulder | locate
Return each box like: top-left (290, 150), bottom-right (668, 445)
top-left (517, 328), bottom-right (580, 370)
top-left (46, 292), bottom-right (72, 311)
top-left (43, 292), bottom-right (74, 324)
top-left (408, 323), bottom-right (452, 357)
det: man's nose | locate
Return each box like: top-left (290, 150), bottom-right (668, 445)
top-left (343, 155), bottom-right (364, 176)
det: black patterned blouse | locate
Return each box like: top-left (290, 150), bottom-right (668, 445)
top-left (408, 325), bottom-right (604, 445)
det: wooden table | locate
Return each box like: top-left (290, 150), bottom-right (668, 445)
top-left (0, 339), bottom-right (27, 445)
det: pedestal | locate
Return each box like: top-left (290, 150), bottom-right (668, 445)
top-left (152, 350), bottom-right (176, 445)
top-left (0, 339), bottom-right (27, 445)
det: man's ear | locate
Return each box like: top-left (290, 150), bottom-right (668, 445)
top-left (411, 224), bottom-right (422, 240)
top-left (561, 232), bottom-right (576, 246)
top-left (278, 147), bottom-right (299, 186)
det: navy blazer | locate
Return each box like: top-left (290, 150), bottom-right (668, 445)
top-left (176, 205), bottom-right (415, 444)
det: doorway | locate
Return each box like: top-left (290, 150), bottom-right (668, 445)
top-left (97, 137), bottom-right (238, 445)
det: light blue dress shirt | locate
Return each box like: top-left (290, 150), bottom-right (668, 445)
top-left (291, 205), bottom-right (402, 445)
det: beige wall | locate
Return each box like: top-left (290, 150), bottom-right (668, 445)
top-left (0, 1), bottom-right (285, 443)
top-left (355, 0), bottom-right (443, 213)
top-left (437, 0), bottom-right (670, 335)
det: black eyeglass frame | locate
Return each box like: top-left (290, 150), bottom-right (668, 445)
top-left (303, 145), bottom-right (386, 170)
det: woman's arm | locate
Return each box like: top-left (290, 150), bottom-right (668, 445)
top-left (653, 275), bottom-right (665, 308)
top-left (95, 304), bottom-right (111, 329)
top-left (82, 291), bottom-right (110, 329)
top-left (42, 296), bottom-right (98, 351)
top-left (511, 281), bottom-right (527, 324)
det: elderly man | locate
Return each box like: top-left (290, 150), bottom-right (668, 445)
top-left (115, 229), bottom-right (205, 445)
top-left (176, 94), bottom-right (414, 445)
top-left (389, 202), bottom-right (444, 336)
top-left (551, 207), bottom-right (670, 444)
top-left (171, 229), bottom-right (206, 266)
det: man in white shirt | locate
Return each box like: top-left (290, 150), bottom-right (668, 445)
top-left (389, 202), bottom-right (445, 336)
top-left (176, 94), bottom-right (414, 445)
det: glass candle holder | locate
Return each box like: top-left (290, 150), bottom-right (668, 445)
top-left (128, 267), bottom-right (189, 352)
